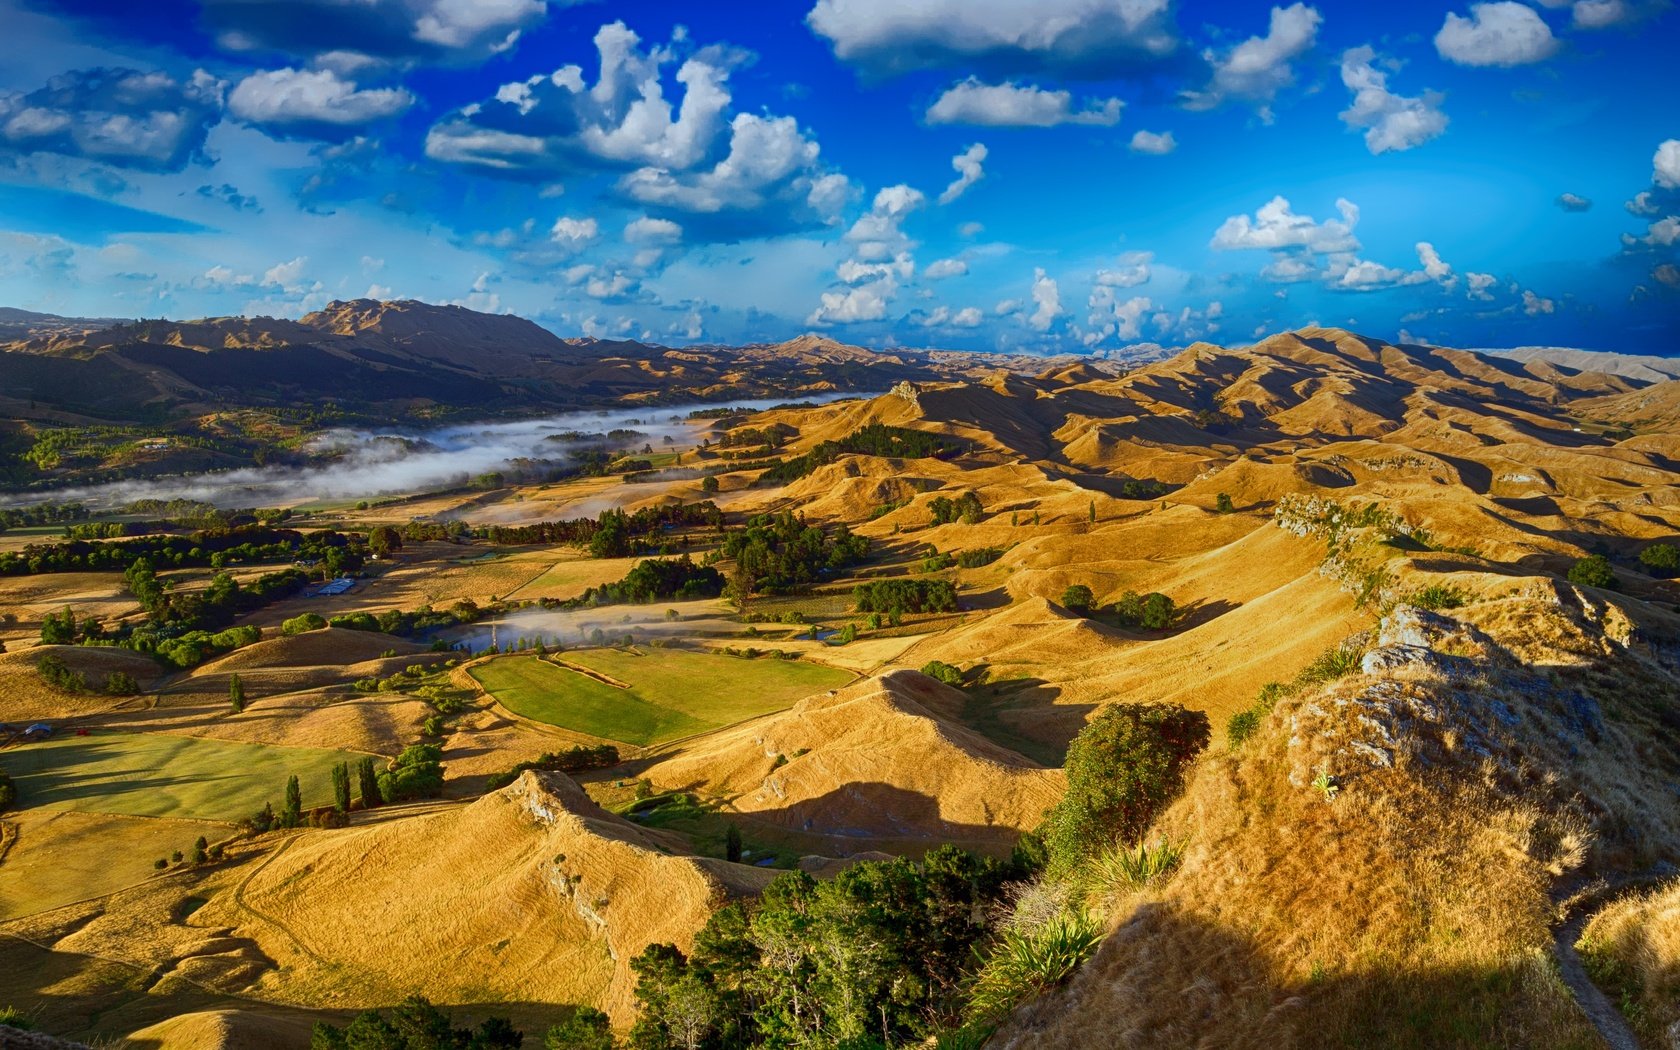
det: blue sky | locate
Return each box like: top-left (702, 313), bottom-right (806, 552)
top-left (0, 0), bottom-right (1675, 353)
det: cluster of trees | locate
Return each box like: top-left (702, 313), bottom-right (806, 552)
top-left (1568, 554), bottom-right (1618, 590)
top-left (629, 847), bottom-right (1018, 1048)
top-left (380, 744), bottom-right (446, 802)
top-left (124, 559), bottom-right (309, 631)
top-left (486, 744), bottom-right (621, 790)
top-left (0, 502), bottom-right (89, 532)
top-left (717, 423), bottom-right (796, 450)
top-left (1058, 586), bottom-right (1176, 630)
top-left (0, 524), bottom-right (361, 577)
top-left (1639, 542), bottom-right (1679, 578)
top-left (760, 424), bottom-right (962, 484)
top-left (719, 512), bottom-right (870, 599)
top-left (473, 502), bottom-right (723, 554)
top-left (328, 599), bottom-right (491, 638)
top-left (929, 492), bottom-right (985, 526)
top-left (1119, 479), bottom-right (1171, 500)
top-left (310, 995), bottom-right (523, 1050)
top-left (579, 556), bottom-right (726, 605)
top-left (852, 578), bottom-right (959, 616)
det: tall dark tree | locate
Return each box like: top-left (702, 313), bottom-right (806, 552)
top-left (228, 673), bottom-right (246, 712)
top-left (332, 762), bottom-right (352, 816)
top-left (357, 757), bottom-right (384, 809)
top-left (281, 774), bottom-right (302, 829)
top-left (724, 823), bottom-right (743, 864)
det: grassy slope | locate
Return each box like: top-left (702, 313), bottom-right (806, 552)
top-left (1, 731), bottom-right (365, 821)
top-left (470, 649), bottom-right (852, 746)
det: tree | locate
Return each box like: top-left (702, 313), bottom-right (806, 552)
top-left (1215, 492), bottom-right (1235, 513)
top-left (332, 762), bottom-right (352, 816)
top-left (700, 474), bottom-right (720, 495)
top-left (1639, 542), bottom-right (1680, 578)
top-left (39, 606), bottom-right (76, 645)
top-left (367, 525), bottom-right (403, 556)
top-left (190, 835), bottom-right (208, 865)
top-left (228, 673), bottom-right (246, 712)
top-left (105, 671), bottom-right (140, 696)
top-left (1567, 554), bottom-right (1618, 590)
top-left (1042, 703), bottom-right (1210, 875)
top-left (545, 1008), bottom-right (615, 1050)
top-left (1089, 500), bottom-right (1097, 523)
top-left (0, 770), bottom-right (16, 813)
top-left (1140, 592), bottom-right (1175, 630)
top-left (282, 613), bottom-right (328, 635)
top-left (1059, 584), bottom-right (1095, 614)
top-left (357, 756), bottom-right (384, 809)
top-left (725, 823), bottom-right (743, 864)
top-left (281, 775), bottom-right (302, 829)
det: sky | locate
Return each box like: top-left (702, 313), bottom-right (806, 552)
top-left (0, 0), bottom-right (1676, 355)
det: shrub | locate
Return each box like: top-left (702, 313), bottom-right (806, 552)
top-left (35, 653), bottom-right (86, 693)
top-left (1140, 592), bottom-right (1174, 630)
top-left (0, 1005), bottom-right (32, 1031)
top-left (1059, 584), bottom-right (1095, 613)
top-left (1215, 492), bottom-right (1234, 513)
top-left (1081, 838), bottom-right (1184, 901)
top-left (956, 547), bottom-right (1004, 568)
top-left (1410, 584), bottom-right (1467, 610)
top-left (1041, 703), bottom-right (1210, 876)
top-left (0, 770), bottom-right (16, 813)
top-left (967, 912), bottom-right (1102, 1024)
top-left (104, 670), bottom-right (141, 696)
top-left (545, 1007), bottom-right (615, 1050)
top-left (1638, 542), bottom-right (1679, 578)
top-left (281, 612), bottom-right (328, 635)
top-left (378, 744), bottom-right (445, 802)
top-left (1226, 707), bottom-right (1262, 747)
top-left (1567, 554), bottom-right (1617, 590)
top-left (920, 660), bottom-right (965, 686)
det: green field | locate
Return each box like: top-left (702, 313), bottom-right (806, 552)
top-left (0, 732), bottom-right (367, 822)
top-left (471, 648), bottom-right (854, 746)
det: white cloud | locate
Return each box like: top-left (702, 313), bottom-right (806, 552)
top-left (1128, 129), bottom-right (1177, 154)
top-left (624, 216), bottom-right (683, 244)
top-left (1338, 46), bottom-right (1448, 155)
top-left (1260, 254), bottom-right (1317, 282)
top-left (550, 215), bottom-right (600, 250)
top-left (0, 67), bottom-right (224, 172)
top-left (1521, 289), bottom-right (1555, 315)
top-left (1332, 258), bottom-right (1429, 291)
top-left (924, 257), bottom-right (968, 279)
top-left (1555, 192), bottom-right (1592, 212)
top-left (837, 254), bottom-right (914, 284)
top-left (1416, 242), bottom-right (1456, 290)
top-left (958, 221), bottom-right (985, 238)
top-left (207, 0), bottom-right (547, 64)
top-left (949, 306), bottom-right (983, 327)
top-left (1655, 139), bottom-right (1680, 190)
top-left (1028, 267), bottom-right (1062, 330)
top-left (261, 256), bottom-right (309, 293)
top-left (938, 143), bottom-right (988, 205)
top-left (807, 279), bottom-right (892, 325)
top-left (1182, 3), bottom-right (1321, 117)
top-left (1211, 196), bottom-right (1361, 253)
top-left (1086, 285), bottom-right (1152, 343)
top-left (806, 0), bottom-right (1180, 76)
top-left (229, 68), bottom-right (413, 131)
top-left (1466, 271), bottom-right (1498, 300)
top-left (844, 184), bottom-right (926, 261)
top-left (994, 298), bottom-right (1022, 315)
top-left (1623, 216), bottom-right (1680, 248)
top-left (202, 264), bottom-right (254, 287)
top-left (926, 80), bottom-right (1121, 127)
top-left (1625, 190), bottom-right (1662, 217)
top-left (1094, 250), bottom-right (1153, 288)
top-left (585, 271), bottom-right (637, 300)
top-left (1435, 3), bottom-right (1559, 67)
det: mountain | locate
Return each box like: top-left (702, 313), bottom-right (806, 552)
top-left (1484, 345), bottom-right (1680, 384)
top-left (0, 307), bottom-right (129, 342)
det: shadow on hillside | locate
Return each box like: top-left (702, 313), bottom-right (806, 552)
top-left (964, 678), bottom-right (1085, 766)
top-left (740, 781), bottom-right (1040, 849)
top-left (1008, 902), bottom-right (1598, 1049)
top-left (1171, 598), bottom-right (1240, 630)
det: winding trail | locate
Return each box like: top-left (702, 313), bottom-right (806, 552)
top-left (1550, 868), bottom-right (1672, 1050)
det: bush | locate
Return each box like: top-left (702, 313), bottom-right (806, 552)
top-left (545, 1007), bottom-right (615, 1050)
top-left (36, 653), bottom-right (86, 693)
top-left (0, 1005), bottom-right (32, 1031)
top-left (920, 660), bottom-right (964, 686)
top-left (104, 670), bottom-right (141, 696)
top-left (1215, 492), bottom-right (1234, 513)
top-left (486, 745), bottom-right (620, 790)
top-left (956, 547), bottom-right (1004, 568)
top-left (378, 744), bottom-right (445, 802)
top-left (281, 612), bottom-right (328, 635)
top-left (1410, 584), bottom-right (1467, 610)
top-left (1041, 703), bottom-right (1210, 876)
top-left (1638, 542), bottom-right (1679, 578)
top-left (1058, 584), bottom-right (1094, 613)
top-left (967, 912), bottom-right (1102, 1025)
top-left (0, 770), bottom-right (16, 813)
top-left (1112, 590), bottom-right (1174, 629)
top-left (1567, 554), bottom-right (1617, 590)
top-left (1226, 707), bottom-right (1261, 747)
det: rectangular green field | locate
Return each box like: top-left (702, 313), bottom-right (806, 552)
top-left (0, 732), bottom-right (367, 822)
top-left (470, 649), bottom-right (853, 746)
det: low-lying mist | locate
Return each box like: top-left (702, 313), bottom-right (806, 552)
top-left (2, 394), bottom-right (867, 511)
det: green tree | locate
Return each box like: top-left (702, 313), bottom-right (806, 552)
top-left (1140, 592), bottom-right (1175, 630)
top-left (724, 823), bottom-right (743, 864)
top-left (332, 762), bottom-right (352, 816)
top-left (0, 770), bottom-right (16, 813)
top-left (1089, 500), bottom-right (1097, 523)
top-left (545, 1007), bottom-right (615, 1050)
top-left (1638, 542), bottom-right (1680, 578)
top-left (700, 474), bottom-right (720, 495)
top-left (357, 757), bottom-right (384, 809)
top-left (105, 671), bottom-right (141, 696)
top-left (281, 613), bottom-right (328, 636)
top-left (1059, 584), bottom-right (1095, 614)
top-left (189, 835), bottom-right (208, 865)
top-left (367, 525), bottom-right (403, 556)
top-left (1042, 703), bottom-right (1210, 875)
top-left (1567, 554), bottom-right (1618, 590)
top-left (1215, 492), bottom-right (1235, 513)
top-left (39, 606), bottom-right (76, 645)
top-left (281, 774), bottom-right (302, 829)
top-left (228, 673), bottom-right (246, 712)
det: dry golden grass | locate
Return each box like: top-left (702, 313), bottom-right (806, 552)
top-left (1578, 880), bottom-right (1680, 1044)
top-left (0, 644), bottom-right (162, 720)
top-left (0, 809), bottom-right (212, 918)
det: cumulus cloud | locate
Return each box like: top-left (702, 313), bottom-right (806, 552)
top-left (1129, 129), bottom-right (1177, 154)
top-left (1522, 289), bottom-right (1555, 315)
top-left (0, 67), bottom-right (224, 172)
top-left (624, 216), bottom-right (683, 244)
top-left (203, 0), bottom-right (550, 65)
top-left (914, 304), bottom-right (985, 328)
top-left (550, 215), bottom-right (600, 250)
top-left (806, 280), bottom-right (892, 325)
top-left (1029, 267), bottom-right (1062, 330)
top-left (1086, 284), bottom-right (1151, 344)
top-left (229, 68), bottom-right (412, 137)
top-left (926, 80), bottom-right (1121, 127)
top-left (1435, 2), bottom-right (1559, 67)
top-left (1555, 192), bottom-right (1592, 212)
top-left (1211, 196), bottom-right (1360, 254)
top-left (1338, 46), bottom-right (1448, 155)
top-left (262, 256), bottom-right (310, 293)
top-left (1655, 139), bottom-right (1680, 190)
top-left (1094, 250), bottom-right (1153, 288)
top-left (196, 183), bottom-right (262, 212)
top-left (1466, 271), bottom-right (1498, 301)
top-left (805, 0), bottom-right (1180, 77)
top-left (1625, 191), bottom-right (1662, 217)
top-left (1623, 216), bottom-right (1680, 248)
top-left (938, 143), bottom-right (988, 204)
top-left (1181, 3), bottom-right (1321, 118)
top-left (844, 184), bottom-right (926, 260)
top-left (1331, 258), bottom-right (1429, 291)
top-left (1416, 242), bottom-right (1456, 290)
top-left (924, 257), bottom-right (968, 279)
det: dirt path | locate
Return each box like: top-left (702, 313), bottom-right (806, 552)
top-left (1550, 868), bottom-right (1671, 1050)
